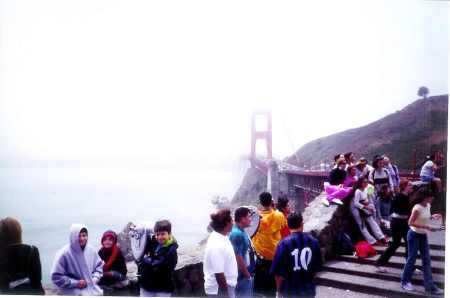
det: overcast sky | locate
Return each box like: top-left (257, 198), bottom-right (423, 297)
top-left (0, 0), bottom-right (448, 165)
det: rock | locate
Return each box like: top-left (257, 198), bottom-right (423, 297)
top-left (303, 192), bottom-right (338, 233)
top-left (231, 167), bottom-right (267, 207)
top-left (44, 283), bottom-right (58, 295)
top-left (117, 222), bottom-right (135, 262)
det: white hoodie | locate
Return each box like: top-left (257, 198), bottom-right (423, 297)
top-left (51, 223), bottom-right (104, 296)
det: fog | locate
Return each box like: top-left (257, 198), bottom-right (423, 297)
top-left (0, 0), bottom-right (448, 165)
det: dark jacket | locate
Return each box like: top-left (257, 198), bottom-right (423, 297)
top-left (328, 168), bottom-right (347, 185)
top-left (98, 247), bottom-right (127, 285)
top-left (0, 244), bottom-right (45, 295)
top-left (138, 236), bottom-right (178, 293)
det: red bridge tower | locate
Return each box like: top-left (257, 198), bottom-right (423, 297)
top-left (250, 110), bottom-right (272, 167)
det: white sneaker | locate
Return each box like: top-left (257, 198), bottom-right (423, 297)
top-left (331, 198), bottom-right (343, 205)
top-left (375, 266), bottom-right (387, 273)
top-left (413, 268), bottom-right (421, 275)
top-left (401, 282), bottom-right (415, 292)
top-left (322, 198), bottom-right (330, 207)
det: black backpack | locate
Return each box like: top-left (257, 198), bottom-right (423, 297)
top-left (334, 232), bottom-right (354, 255)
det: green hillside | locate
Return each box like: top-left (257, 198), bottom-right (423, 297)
top-left (288, 95), bottom-right (448, 172)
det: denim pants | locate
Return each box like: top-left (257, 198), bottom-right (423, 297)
top-left (235, 275), bottom-right (253, 297)
top-left (401, 230), bottom-right (438, 292)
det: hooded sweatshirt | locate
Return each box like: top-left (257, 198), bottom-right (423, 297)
top-left (252, 209), bottom-right (287, 260)
top-left (51, 224), bottom-right (104, 296)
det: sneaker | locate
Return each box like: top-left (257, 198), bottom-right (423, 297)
top-left (331, 198), bottom-right (343, 205)
top-left (401, 282), bottom-right (415, 292)
top-left (375, 266), bottom-right (387, 273)
top-left (322, 198), bottom-right (330, 207)
top-left (413, 268), bottom-right (422, 275)
top-left (427, 287), bottom-right (444, 295)
top-left (375, 241), bottom-right (388, 247)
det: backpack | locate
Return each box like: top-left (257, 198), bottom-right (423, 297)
top-left (355, 241), bottom-right (377, 258)
top-left (334, 232), bottom-right (354, 255)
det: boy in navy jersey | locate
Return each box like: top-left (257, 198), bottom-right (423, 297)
top-left (270, 212), bottom-right (322, 297)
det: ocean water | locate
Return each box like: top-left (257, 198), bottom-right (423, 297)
top-left (0, 166), bottom-right (244, 283)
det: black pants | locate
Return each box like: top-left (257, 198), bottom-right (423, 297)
top-left (253, 257), bottom-right (276, 296)
top-left (376, 218), bottom-right (409, 266)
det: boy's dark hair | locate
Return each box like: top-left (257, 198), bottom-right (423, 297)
top-left (154, 220), bottom-right (172, 233)
top-left (80, 227), bottom-right (88, 235)
top-left (234, 207), bottom-right (250, 223)
top-left (259, 192), bottom-right (272, 207)
top-left (277, 196), bottom-right (289, 212)
top-left (287, 212), bottom-right (303, 230)
top-left (210, 208), bottom-right (232, 233)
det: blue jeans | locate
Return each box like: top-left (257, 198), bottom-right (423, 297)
top-left (401, 230), bottom-right (438, 292)
top-left (235, 275), bottom-right (253, 297)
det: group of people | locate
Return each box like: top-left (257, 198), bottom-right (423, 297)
top-left (1, 193), bottom-right (321, 298)
top-left (324, 151), bottom-right (445, 295)
top-left (204, 192), bottom-right (322, 297)
top-left (0, 152), bottom-right (444, 297)
top-left (0, 218), bottom-right (178, 297)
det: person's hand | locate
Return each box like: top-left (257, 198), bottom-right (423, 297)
top-left (365, 206), bottom-right (374, 212)
top-left (427, 226), bottom-right (437, 232)
top-left (431, 214), bottom-right (442, 220)
top-left (103, 271), bottom-right (114, 278)
top-left (77, 280), bottom-right (87, 289)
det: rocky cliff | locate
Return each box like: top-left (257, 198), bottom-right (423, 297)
top-left (288, 94), bottom-right (448, 171)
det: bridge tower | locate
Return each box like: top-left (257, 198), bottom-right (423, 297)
top-left (250, 110), bottom-right (272, 167)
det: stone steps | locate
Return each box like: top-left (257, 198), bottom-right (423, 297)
top-left (316, 228), bottom-right (445, 297)
top-left (336, 253), bottom-right (445, 274)
top-left (374, 246), bottom-right (445, 262)
top-left (321, 260), bottom-right (445, 288)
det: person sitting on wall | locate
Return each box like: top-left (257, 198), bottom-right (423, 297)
top-left (344, 152), bottom-right (356, 167)
top-left (51, 224), bottom-right (103, 296)
top-left (323, 165), bottom-right (358, 207)
top-left (328, 158), bottom-right (347, 186)
top-left (355, 157), bottom-right (372, 179)
top-left (349, 178), bottom-right (389, 247)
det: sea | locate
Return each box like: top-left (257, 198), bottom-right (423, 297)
top-left (0, 165), bottom-right (245, 283)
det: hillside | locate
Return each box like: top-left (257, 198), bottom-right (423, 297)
top-left (288, 95), bottom-right (448, 171)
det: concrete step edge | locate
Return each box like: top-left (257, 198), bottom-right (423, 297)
top-left (374, 249), bottom-right (445, 261)
top-left (335, 255), bottom-right (445, 274)
top-left (321, 262), bottom-right (445, 288)
top-left (316, 270), bottom-right (444, 297)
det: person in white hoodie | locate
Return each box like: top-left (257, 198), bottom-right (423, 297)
top-left (51, 224), bottom-right (104, 296)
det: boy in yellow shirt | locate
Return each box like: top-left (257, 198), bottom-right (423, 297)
top-left (252, 192), bottom-right (287, 296)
